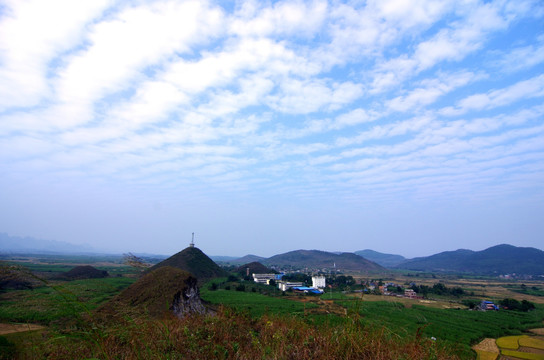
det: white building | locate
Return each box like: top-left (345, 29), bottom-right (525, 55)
top-left (312, 276), bottom-right (326, 289)
top-left (277, 281), bottom-right (304, 291)
top-left (252, 273), bottom-right (277, 285)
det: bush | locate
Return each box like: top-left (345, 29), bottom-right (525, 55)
top-left (227, 275), bottom-right (239, 282)
top-left (499, 298), bottom-right (536, 312)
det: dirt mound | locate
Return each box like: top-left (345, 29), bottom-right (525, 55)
top-left (0, 264), bottom-right (34, 290)
top-left (61, 265), bottom-right (109, 280)
top-left (100, 266), bottom-right (208, 318)
top-left (147, 247), bottom-right (227, 284)
top-left (236, 261), bottom-right (275, 276)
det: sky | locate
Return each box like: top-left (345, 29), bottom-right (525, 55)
top-left (0, 0), bottom-right (543, 258)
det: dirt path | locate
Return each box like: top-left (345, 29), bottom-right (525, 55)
top-left (529, 328), bottom-right (544, 336)
top-left (0, 323), bottom-right (45, 335)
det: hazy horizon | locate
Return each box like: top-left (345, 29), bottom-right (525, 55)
top-left (2, 232), bottom-right (543, 260)
top-left (1, 0), bottom-right (543, 259)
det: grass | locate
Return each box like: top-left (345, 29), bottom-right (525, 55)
top-left (0, 277), bottom-right (136, 324)
top-left (10, 308), bottom-right (463, 359)
top-left (201, 287), bottom-right (318, 317)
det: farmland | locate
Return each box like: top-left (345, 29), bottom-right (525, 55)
top-left (1, 256), bottom-right (544, 359)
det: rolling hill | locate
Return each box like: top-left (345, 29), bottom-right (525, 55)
top-left (146, 246), bottom-right (228, 283)
top-left (354, 249), bottom-right (406, 268)
top-left (263, 249), bottom-right (384, 272)
top-left (236, 261), bottom-right (276, 276)
top-left (395, 244), bottom-right (544, 275)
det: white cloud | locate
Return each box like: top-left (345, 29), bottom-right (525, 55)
top-left (1, 0), bottom-right (544, 255)
top-left (0, 0), bottom-right (112, 110)
top-left (370, 1), bottom-right (512, 93)
top-left (452, 74), bottom-right (544, 113)
top-left (230, 0), bottom-right (327, 38)
top-left (496, 41), bottom-right (544, 72)
top-left (56, 1), bottom-right (224, 105)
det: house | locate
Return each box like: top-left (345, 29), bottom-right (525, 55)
top-left (404, 289), bottom-right (418, 298)
top-left (479, 300), bottom-right (499, 311)
top-left (291, 286), bottom-right (323, 294)
top-left (312, 276), bottom-right (326, 289)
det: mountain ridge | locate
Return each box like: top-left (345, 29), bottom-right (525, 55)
top-left (354, 249), bottom-right (406, 267)
top-left (396, 244), bottom-right (544, 275)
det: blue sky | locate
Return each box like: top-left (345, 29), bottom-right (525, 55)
top-left (1, 0), bottom-right (543, 258)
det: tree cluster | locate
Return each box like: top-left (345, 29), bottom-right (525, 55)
top-left (499, 298), bottom-right (535, 312)
top-left (410, 283), bottom-right (465, 297)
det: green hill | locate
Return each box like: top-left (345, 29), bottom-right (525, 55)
top-left (396, 244), bottom-right (544, 275)
top-left (354, 249), bottom-right (406, 268)
top-left (146, 246), bottom-right (228, 283)
top-left (100, 266), bottom-right (207, 318)
top-left (236, 261), bottom-right (276, 276)
top-left (264, 249), bottom-right (384, 272)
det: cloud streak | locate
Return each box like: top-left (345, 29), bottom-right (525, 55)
top-left (1, 0), bottom-right (543, 255)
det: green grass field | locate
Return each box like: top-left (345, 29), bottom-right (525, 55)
top-left (334, 298), bottom-right (544, 355)
top-left (200, 287), bottom-right (318, 317)
top-left (0, 276), bottom-right (136, 324)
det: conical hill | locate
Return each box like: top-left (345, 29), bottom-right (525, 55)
top-left (99, 266), bottom-right (208, 318)
top-left (147, 246), bottom-right (228, 283)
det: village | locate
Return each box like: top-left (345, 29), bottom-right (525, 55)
top-left (249, 270), bottom-right (511, 312)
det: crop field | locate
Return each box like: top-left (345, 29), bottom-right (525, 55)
top-left (200, 287), bottom-right (318, 317)
top-left (356, 272), bottom-right (544, 304)
top-left (326, 297), bottom-right (544, 355)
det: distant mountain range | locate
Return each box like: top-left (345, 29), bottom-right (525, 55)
top-left (0, 233), bottom-right (94, 254)
top-left (395, 244), bottom-right (544, 275)
top-left (354, 249), bottom-right (406, 267)
top-left (3, 232), bottom-right (543, 276)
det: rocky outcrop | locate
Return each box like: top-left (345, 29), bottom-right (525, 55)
top-left (170, 276), bottom-right (207, 317)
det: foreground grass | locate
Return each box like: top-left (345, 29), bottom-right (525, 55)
top-left (10, 308), bottom-right (462, 360)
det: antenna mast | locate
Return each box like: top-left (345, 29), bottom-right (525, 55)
top-left (190, 232), bottom-right (195, 248)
